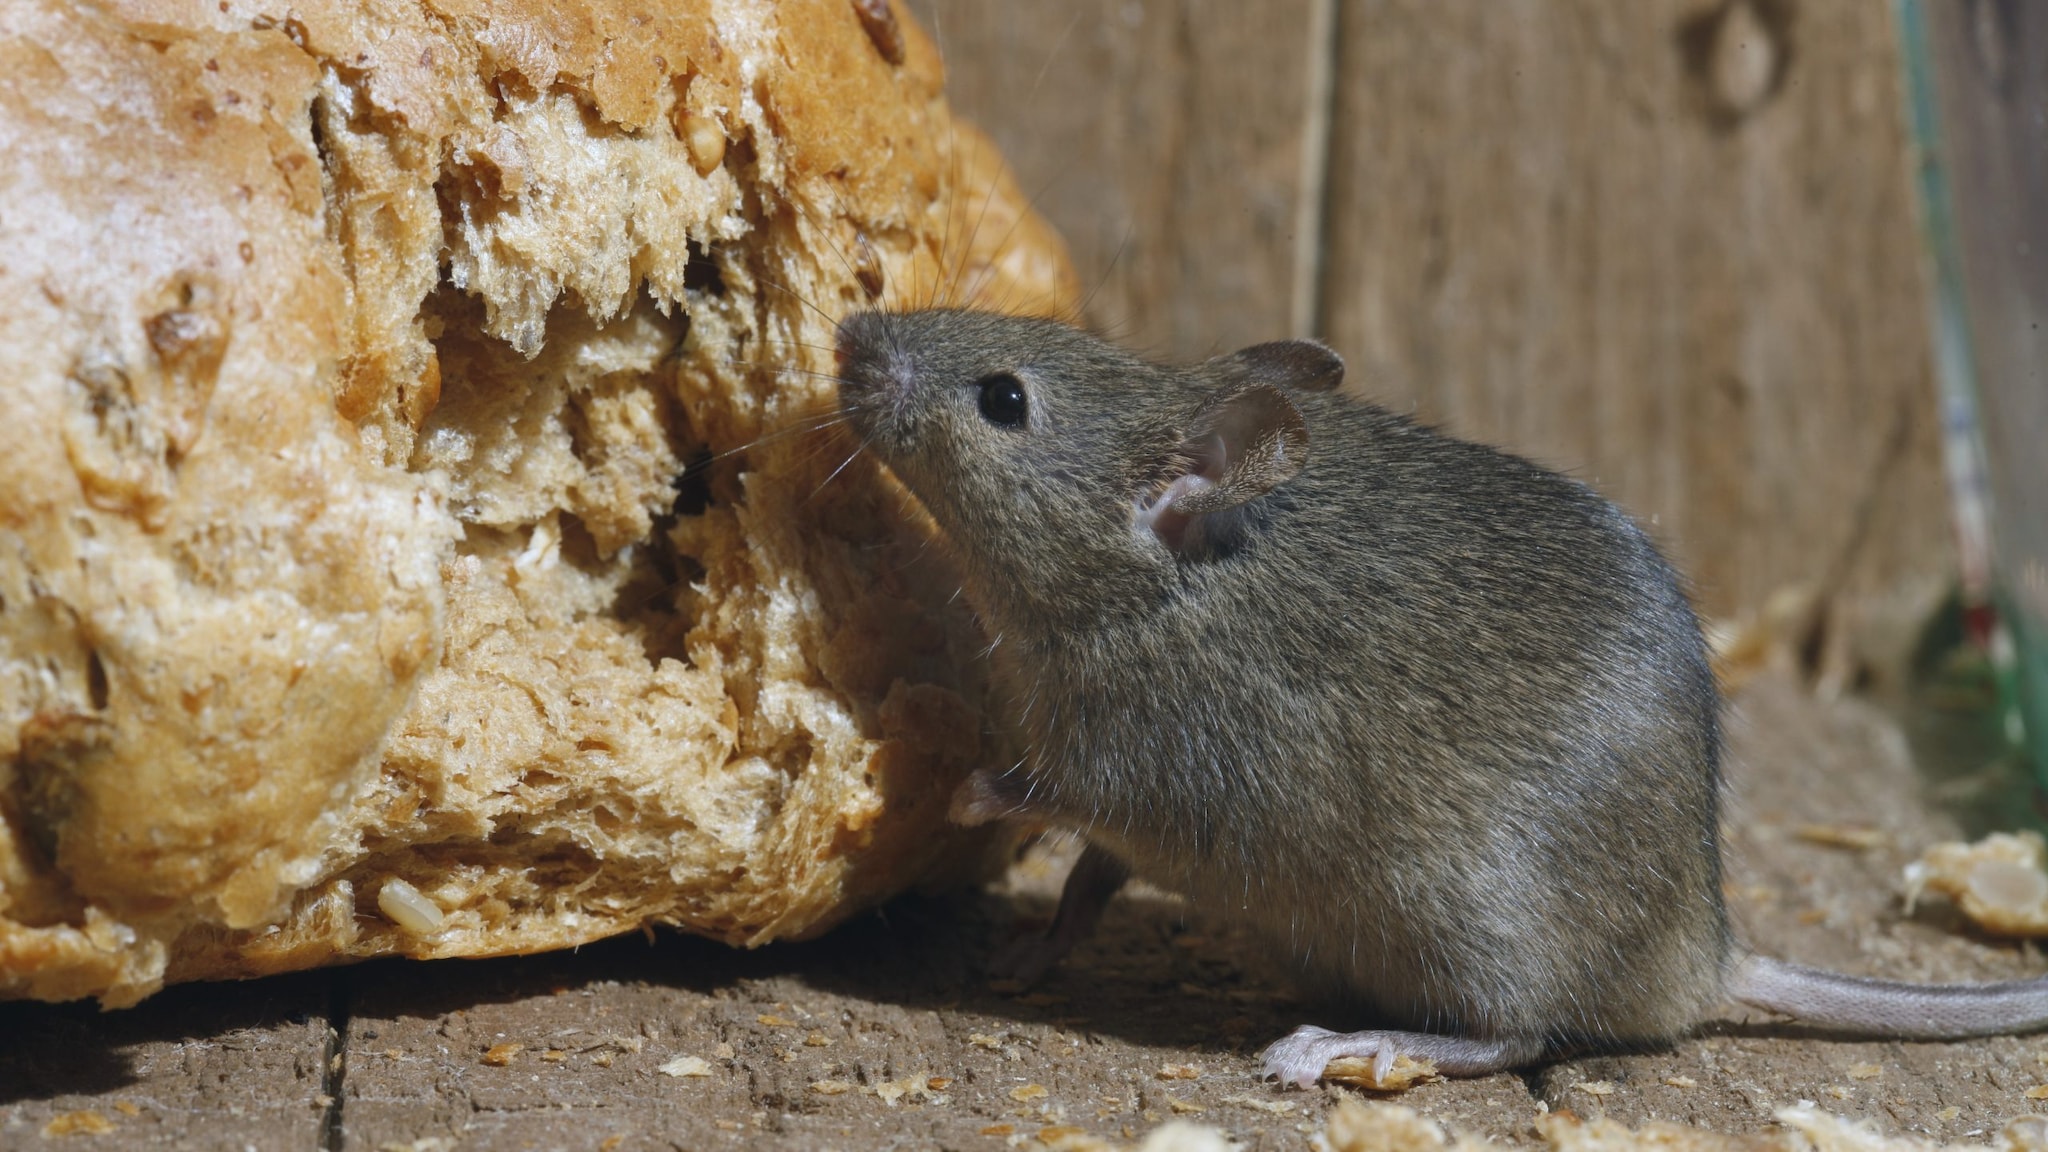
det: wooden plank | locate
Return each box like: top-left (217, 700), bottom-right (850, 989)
top-left (908, 0), bottom-right (1320, 360)
top-left (326, 912), bottom-right (1346, 1150)
top-left (1317, 1), bottom-right (1953, 630)
top-left (0, 973), bottom-right (335, 1148)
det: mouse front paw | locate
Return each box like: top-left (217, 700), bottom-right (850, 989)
top-left (947, 767), bottom-right (1037, 826)
top-left (1259, 1025), bottom-right (1543, 1088)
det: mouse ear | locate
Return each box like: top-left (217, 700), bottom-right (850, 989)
top-left (1170, 383), bottom-right (1309, 515)
top-left (1138, 383), bottom-right (1309, 551)
top-left (1219, 339), bottom-right (1346, 393)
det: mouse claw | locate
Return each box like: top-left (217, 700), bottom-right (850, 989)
top-left (1258, 1025), bottom-right (1341, 1089)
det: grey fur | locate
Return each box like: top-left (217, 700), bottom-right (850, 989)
top-left (833, 306), bottom-right (2047, 1080)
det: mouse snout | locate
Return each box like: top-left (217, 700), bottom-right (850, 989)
top-left (834, 311), bottom-right (914, 429)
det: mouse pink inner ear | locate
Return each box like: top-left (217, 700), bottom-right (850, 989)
top-left (1219, 339), bottom-right (1346, 393)
top-left (1167, 382), bottom-right (1309, 515)
top-left (1135, 383), bottom-right (1309, 550)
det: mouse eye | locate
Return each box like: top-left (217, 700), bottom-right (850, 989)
top-left (976, 373), bottom-right (1028, 429)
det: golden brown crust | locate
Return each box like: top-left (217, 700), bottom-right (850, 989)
top-left (0, 0), bottom-right (1074, 1005)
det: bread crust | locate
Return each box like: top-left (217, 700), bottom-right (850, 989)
top-left (0, 0), bottom-right (1075, 1005)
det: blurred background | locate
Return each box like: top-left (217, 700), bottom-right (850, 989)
top-left (912, 0), bottom-right (2046, 800)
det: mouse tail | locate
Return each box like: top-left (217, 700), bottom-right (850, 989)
top-left (1729, 955), bottom-right (2048, 1040)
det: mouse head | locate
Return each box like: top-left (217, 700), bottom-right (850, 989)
top-left (835, 308), bottom-right (1343, 626)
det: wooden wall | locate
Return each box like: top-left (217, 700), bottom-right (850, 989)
top-left (909, 0), bottom-right (1955, 652)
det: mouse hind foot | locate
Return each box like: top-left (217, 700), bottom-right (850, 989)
top-left (1259, 1024), bottom-right (1546, 1088)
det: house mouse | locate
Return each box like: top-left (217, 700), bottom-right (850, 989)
top-left (831, 306), bottom-right (2048, 1086)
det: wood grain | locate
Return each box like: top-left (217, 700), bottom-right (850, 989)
top-left (908, 0), bottom-right (1320, 360)
top-left (0, 974), bottom-right (334, 1148)
top-left (1318, 0), bottom-right (1951, 627)
top-left (913, 0), bottom-right (1954, 639)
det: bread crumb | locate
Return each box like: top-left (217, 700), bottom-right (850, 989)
top-left (481, 1042), bottom-right (524, 1066)
top-left (1222, 1094), bottom-right (1294, 1115)
top-left (1937, 1106), bottom-right (1962, 1121)
top-left (2026, 1085), bottom-right (2048, 1100)
top-left (927, 1076), bottom-right (953, 1091)
top-left (874, 1074), bottom-right (933, 1104)
top-left (757, 1014), bottom-right (795, 1028)
top-left (1794, 824), bottom-right (1889, 851)
top-left (1664, 1075), bottom-right (1697, 1088)
top-left (980, 1125), bottom-right (1015, 1136)
top-left (1322, 1055), bottom-right (1441, 1091)
top-left (1905, 832), bottom-right (2048, 935)
top-left (1848, 1063), bottom-right (1882, 1080)
top-left (112, 1102), bottom-right (142, 1117)
top-left (658, 1055), bottom-right (713, 1078)
top-left (41, 1111), bottom-right (116, 1137)
top-left (969, 1032), bottom-right (1004, 1049)
top-left (1157, 1063), bottom-right (1200, 1080)
top-left (1166, 1097), bottom-right (1204, 1113)
top-left (1010, 1084), bottom-right (1050, 1102)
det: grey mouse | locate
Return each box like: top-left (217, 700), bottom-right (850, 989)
top-left (832, 306), bottom-right (2048, 1086)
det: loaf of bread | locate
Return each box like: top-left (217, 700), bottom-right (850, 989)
top-left (0, 0), bottom-right (1075, 1005)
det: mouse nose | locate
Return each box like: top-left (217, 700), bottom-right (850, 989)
top-left (833, 310), bottom-right (908, 422)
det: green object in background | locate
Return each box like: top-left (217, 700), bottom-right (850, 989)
top-left (1894, 0), bottom-right (2048, 790)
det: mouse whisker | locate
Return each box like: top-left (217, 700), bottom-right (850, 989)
top-left (753, 274), bottom-right (846, 334)
top-left (782, 191), bottom-right (873, 307)
top-left (710, 358), bottom-right (844, 385)
top-left (941, 132), bottom-right (1005, 308)
top-left (1074, 224), bottom-right (1134, 328)
top-left (693, 411), bottom-right (849, 467)
top-left (725, 335), bottom-right (842, 357)
top-left (804, 443), bottom-right (867, 505)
